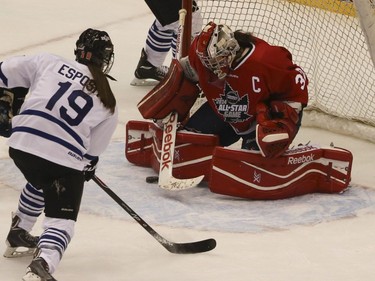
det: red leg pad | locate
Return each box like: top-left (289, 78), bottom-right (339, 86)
top-left (209, 145), bottom-right (353, 200)
top-left (126, 120), bottom-right (154, 167)
top-left (126, 121), bottom-right (219, 181)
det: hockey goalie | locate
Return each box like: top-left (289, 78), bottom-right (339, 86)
top-left (126, 21), bottom-right (353, 199)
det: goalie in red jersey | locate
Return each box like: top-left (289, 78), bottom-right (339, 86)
top-left (139, 21), bottom-right (308, 158)
top-left (132, 21), bottom-right (353, 199)
top-left (184, 22), bottom-right (309, 157)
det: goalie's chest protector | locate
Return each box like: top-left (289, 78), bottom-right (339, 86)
top-left (194, 38), bottom-right (308, 134)
top-left (195, 50), bottom-right (279, 133)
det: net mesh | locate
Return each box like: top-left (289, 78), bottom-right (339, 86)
top-left (196, 0), bottom-right (375, 140)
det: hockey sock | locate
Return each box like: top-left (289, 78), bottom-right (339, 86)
top-left (16, 183), bottom-right (44, 232)
top-left (145, 20), bottom-right (174, 66)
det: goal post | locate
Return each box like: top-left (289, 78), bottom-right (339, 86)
top-left (353, 0), bottom-right (375, 67)
top-left (193, 0), bottom-right (375, 143)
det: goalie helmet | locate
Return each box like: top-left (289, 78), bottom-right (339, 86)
top-left (75, 28), bottom-right (114, 74)
top-left (196, 22), bottom-right (240, 79)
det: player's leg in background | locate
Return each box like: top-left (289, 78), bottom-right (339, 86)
top-left (131, 1), bottom-right (203, 86)
top-left (132, 19), bottom-right (173, 85)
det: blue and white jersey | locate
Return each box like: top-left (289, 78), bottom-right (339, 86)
top-left (0, 53), bottom-right (118, 171)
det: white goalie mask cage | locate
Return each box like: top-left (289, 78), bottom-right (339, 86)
top-left (197, 23), bottom-right (240, 79)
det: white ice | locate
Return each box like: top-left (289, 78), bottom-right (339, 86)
top-left (1, 1), bottom-right (375, 280)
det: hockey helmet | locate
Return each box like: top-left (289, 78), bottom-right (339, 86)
top-left (196, 22), bottom-right (240, 79)
top-left (75, 28), bottom-right (114, 74)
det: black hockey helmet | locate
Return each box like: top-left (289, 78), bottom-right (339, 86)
top-left (75, 28), bottom-right (114, 74)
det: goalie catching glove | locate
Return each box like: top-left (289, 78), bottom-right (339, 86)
top-left (256, 101), bottom-right (301, 158)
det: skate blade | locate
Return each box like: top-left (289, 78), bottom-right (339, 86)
top-left (130, 77), bottom-right (159, 87)
top-left (3, 246), bottom-right (36, 258)
top-left (22, 265), bottom-right (57, 281)
top-left (22, 272), bottom-right (43, 281)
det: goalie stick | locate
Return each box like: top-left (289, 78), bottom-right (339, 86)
top-left (158, 111), bottom-right (205, 190)
top-left (157, 4), bottom-right (205, 190)
top-left (92, 175), bottom-right (216, 254)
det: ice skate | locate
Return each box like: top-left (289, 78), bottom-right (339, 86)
top-left (22, 257), bottom-right (57, 281)
top-left (3, 214), bottom-right (39, 258)
top-left (130, 48), bottom-right (168, 86)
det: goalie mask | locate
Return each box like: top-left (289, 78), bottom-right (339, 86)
top-left (75, 28), bottom-right (114, 74)
top-left (196, 22), bottom-right (240, 79)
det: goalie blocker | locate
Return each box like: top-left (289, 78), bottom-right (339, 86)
top-left (137, 59), bottom-right (201, 122)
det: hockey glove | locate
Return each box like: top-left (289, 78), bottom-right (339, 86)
top-left (0, 89), bottom-right (14, 137)
top-left (83, 157), bottom-right (99, 181)
top-left (241, 130), bottom-right (258, 150)
top-left (255, 101), bottom-right (300, 158)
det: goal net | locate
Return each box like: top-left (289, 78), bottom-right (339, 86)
top-left (196, 0), bottom-right (375, 142)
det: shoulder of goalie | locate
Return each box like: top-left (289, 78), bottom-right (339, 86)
top-left (125, 119), bottom-right (219, 181)
top-left (137, 59), bottom-right (201, 123)
top-left (209, 144), bottom-right (353, 200)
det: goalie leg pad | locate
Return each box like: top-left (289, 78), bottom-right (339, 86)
top-left (125, 121), bottom-right (219, 181)
top-left (150, 123), bottom-right (219, 181)
top-left (125, 120), bottom-right (154, 167)
top-left (209, 145), bottom-right (353, 200)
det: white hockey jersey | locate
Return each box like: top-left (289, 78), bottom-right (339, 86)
top-left (0, 53), bottom-right (118, 171)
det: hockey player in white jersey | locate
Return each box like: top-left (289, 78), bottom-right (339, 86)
top-left (131, 0), bottom-right (203, 86)
top-left (0, 28), bottom-right (118, 281)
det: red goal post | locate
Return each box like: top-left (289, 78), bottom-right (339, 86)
top-left (188, 0), bottom-right (375, 142)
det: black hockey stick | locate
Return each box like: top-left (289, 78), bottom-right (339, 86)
top-left (92, 175), bottom-right (216, 254)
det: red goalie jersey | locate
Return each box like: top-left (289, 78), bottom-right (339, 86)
top-left (188, 31), bottom-right (309, 135)
top-left (138, 22), bottom-right (309, 158)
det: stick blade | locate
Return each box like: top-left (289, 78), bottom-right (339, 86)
top-left (158, 175), bottom-right (205, 190)
top-left (165, 238), bottom-right (217, 254)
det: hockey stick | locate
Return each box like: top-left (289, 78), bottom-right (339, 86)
top-left (157, 3), bottom-right (204, 190)
top-left (158, 112), bottom-right (205, 190)
top-left (92, 175), bottom-right (216, 254)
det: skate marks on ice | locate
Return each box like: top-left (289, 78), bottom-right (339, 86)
top-left (1, 141), bottom-right (374, 233)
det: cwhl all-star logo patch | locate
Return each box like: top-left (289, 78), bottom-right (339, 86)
top-left (213, 82), bottom-right (252, 123)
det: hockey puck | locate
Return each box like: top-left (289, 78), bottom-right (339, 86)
top-left (146, 176), bottom-right (159, 184)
